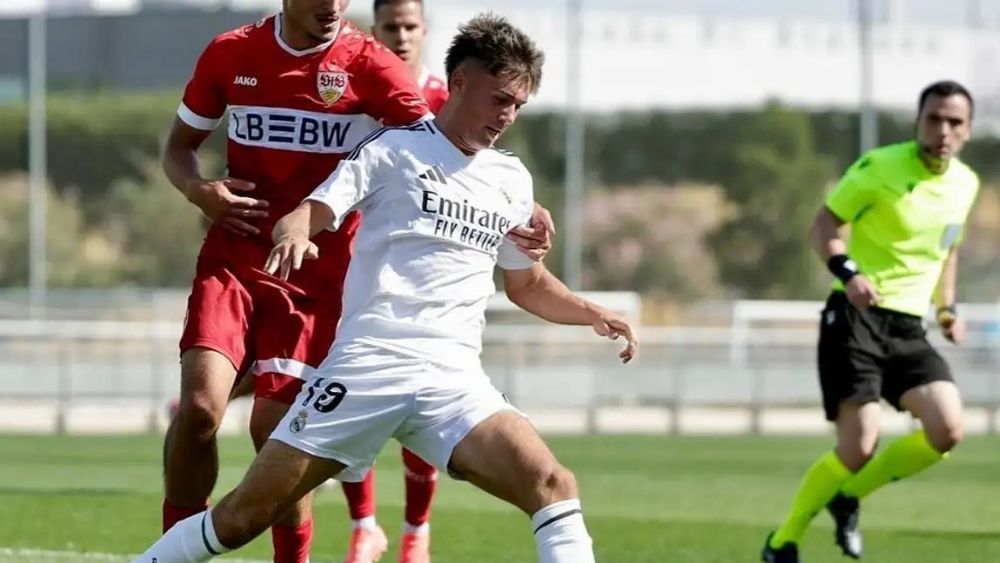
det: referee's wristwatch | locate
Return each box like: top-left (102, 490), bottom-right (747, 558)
top-left (936, 304), bottom-right (958, 325)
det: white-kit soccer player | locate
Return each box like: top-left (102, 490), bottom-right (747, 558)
top-left (134, 13), bottom-right (637, 563)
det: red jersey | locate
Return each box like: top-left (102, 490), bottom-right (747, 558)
top-left (178, 14), bottom-right (429, 293)
top-left (419, 67), bottom-right (449, 114)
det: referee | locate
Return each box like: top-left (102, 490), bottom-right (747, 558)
top-left (762, 80), bottom-right (981, 563)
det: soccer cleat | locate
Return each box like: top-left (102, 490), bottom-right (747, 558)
top-left (761, 532), bottom-right (799, 563)
top-left (398, 532), bottom-right (430, 563)
top-left (344, 526), bottom-right (389, 563)
top-left (827, 493), bottom-right (862, 559)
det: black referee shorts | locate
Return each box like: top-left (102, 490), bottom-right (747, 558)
top-left (817, 291), bottom-right (953, 421)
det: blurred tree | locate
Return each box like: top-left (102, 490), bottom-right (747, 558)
top-left (706, 104), bottom-right (834, 299)
top-left (582, 184), bottom-right (728, 298)
top-left (0, 174), bottom-right (118, 287)
top-left (102, 159), bottom-right (208, 286)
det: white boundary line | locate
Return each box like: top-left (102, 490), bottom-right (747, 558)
top-left (0, 547), bottom-right (271, 562)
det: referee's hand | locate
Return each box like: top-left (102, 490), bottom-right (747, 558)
top-left (845, 275), bottom-right (880, 310)
top-left (939, 314), bottom-right (966, 345)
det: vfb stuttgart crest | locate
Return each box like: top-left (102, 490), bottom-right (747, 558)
top-left (317, 69), bottom-right (349, 105)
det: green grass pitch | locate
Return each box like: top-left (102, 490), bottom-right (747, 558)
top-left (0, 434), bottom-right (997, 562)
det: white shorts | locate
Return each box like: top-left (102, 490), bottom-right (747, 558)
top-left (269, 345), bottom-right (518, 482)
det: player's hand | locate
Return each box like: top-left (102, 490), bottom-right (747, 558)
top-left (185, 177), bottom-right (269, 236)
top-left (507, 202), bottom-right (554, 262)
top-left (844, 275), bottom-right (880, 310)
top-left (589, 308), bottom-right (638, 364)
top-left (264, 235), bottom-right (319, 281)
top-left (939, 313), bottom-right (966, 345)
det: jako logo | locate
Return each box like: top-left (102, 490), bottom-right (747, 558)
top-left (234, 75), bottom-right (258, 86)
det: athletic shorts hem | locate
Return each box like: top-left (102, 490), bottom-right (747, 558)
top-left (254, 372), bottom-right (305, 405)
top-left (422, 405), bottom-right (522, 480)
top-left (178, 339), bottom-right (241, 371)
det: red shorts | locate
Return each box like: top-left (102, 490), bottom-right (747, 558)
top-left (179, 252), bottom-right (342, 405)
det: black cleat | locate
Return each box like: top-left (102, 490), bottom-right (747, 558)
top-left (827, 493), bottom-right (862, 559)
top-left (761, 532), bottom-right (800, 563)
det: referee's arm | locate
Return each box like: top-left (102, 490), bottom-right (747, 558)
top-left (808, 206), bottom-right (849, 261)
top-left (808, 206), bottom-right (880, 309)
top-left (934, 247), bottom-right (966, 344)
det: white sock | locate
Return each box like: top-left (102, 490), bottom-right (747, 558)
top-left (131, 510), bottom-right (230, 562)
top-left (530, 499), bottom-right (594, 563)
top-left (352, 515), bottom-right (378, 531)
top-left (403, 522), bottom-right (430, 535)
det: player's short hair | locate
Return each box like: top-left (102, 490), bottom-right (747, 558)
top-left (918, 80), bottom-right (974, 118)
top-left (445, 13), bottom-right (544, 94)
top-left (373, 0), bottom-right (423, 14)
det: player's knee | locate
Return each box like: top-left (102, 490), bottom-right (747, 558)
top-left (176, 394), bottom-right (225, 442)
top-left (534, 463), bottom-right (578, 503)
top-left (926, 419), bottom-right (963, 453)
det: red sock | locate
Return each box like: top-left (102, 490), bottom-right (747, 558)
top-left (272, 519), bottom-right (313, 563)
top-left (341, 469), bottom-right (376, 520)
top-left (402, 448), bottom-right (437, 527)
top-left (162, 498), bottom-right (208, 533)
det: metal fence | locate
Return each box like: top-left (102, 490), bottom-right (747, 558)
top-left (0, 292), bottom-right (996, 436)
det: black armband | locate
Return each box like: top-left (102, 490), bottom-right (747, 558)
top-left (827, 254), bottom-right (859, 284)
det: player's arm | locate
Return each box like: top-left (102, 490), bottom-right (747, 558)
top-left (162, 119), bottom-right (269, 236)
top-left (502, 264), bottom-right (637, 363)
top-left (811, 155), bottom-right (881, 309)
top-left (265, 135), bottom-right (393, 280)
top-left (933, 247), bottom-right (964, 344)
top-left (165, 36), bottom-right (268, 236)
top-left (507, 202), bottom-right (555, 262)
top-left (264, 200), bottom-right (332, 280)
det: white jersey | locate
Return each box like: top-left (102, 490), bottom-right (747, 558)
top-left (307, 119), bottom-right (535, 368)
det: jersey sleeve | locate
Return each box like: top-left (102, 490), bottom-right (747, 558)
top-left (306, 131), bottom-right (395, 229)
top-left (359, 45), bottom-right (431, 126)
top-left (825, 153), bottom-right (880, 222)
top-left (177, 37), bottom-right (229, 130)
top-left (497, 167), bottom-right (537, 271)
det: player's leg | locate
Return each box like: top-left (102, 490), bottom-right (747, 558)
top-left (164, 349), bottom-right (239, 528)
top-left (136, 439), bottom-right (344, 562)
top-left (165, 259), bottom-right (253, 531)
top-left (250, 280), bottom-right (332, 563)
top-left (250, 396), bottom-right (316, 563)
top-left (339, 468), bottom-right (389, 563)
top-left (398, 370), bottom-right (592, 563)
top-left (446, 411), bottom-right (592, 563)
top-left (398, 447), bottom-right (437, 563)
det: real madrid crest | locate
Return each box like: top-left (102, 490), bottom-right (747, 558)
top-left (317, 66), bottom-right (349, 106)
top-left (289, 409), bottom-right (308, 433)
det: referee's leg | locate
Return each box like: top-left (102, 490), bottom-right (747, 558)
top-left (900, 380), bottom-right (964, 453)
